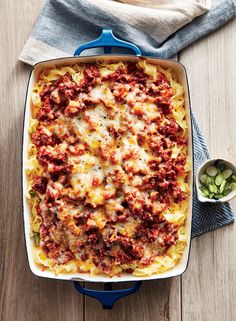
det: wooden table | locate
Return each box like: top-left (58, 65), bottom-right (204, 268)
top-left (1, 1), bottom-right (235, 320)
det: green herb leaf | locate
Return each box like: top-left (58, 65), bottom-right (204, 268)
top-left (222, 168), bottom-right (233, 179)
top-left (32, 232), bottom-right (40, 246)
top-left (206, 166), bottom-right (218, 177)
top-left (215, 174), bottom-right (224, 186)
top-left (29, 190), bottom-right (36, 197)
top-left (219, 180), bottom-right (227, 194)
top-left (213, 194), bottom-right (224, 200)
top-left (231, 175), bottom-right (236, 182)
top-left (200, 186), bottom-right (209, 197)
top-left (200, 174), bottom-right (207, 184)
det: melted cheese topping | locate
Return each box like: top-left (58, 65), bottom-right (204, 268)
top-left (27, 60), bottom-right (190, 277)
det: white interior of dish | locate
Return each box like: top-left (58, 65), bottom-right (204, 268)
top-left (22, 55), bottom-right (193, 282)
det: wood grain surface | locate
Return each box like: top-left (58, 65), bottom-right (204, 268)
top-left (179, 16), bottom-right (236, 321)
top-left (0, 1), bottom-right (235, 321)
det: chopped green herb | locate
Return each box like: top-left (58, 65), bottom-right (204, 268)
top-left (32, 232), bottom-right (40, 246)
top-left (199, 162), bottom-right (236, 200)
top-left (206, 166), bottom-right (218, 177)
top-left (214, 194), bottom-right (224, 199)
top-left (219, 180), bottom-right (227, 194)
top-left (200, 174), bottom-right (207, 184)
top-left (200, 186), bottom-right (209, 197)
top-left (209, 184), bottom-right (217, 193)
top-left (29, 190), bottom-right (36, 197)
top-left (222, 169), bottom-right (233, 179)
top-left (215, 174), bottom-right (224, 186)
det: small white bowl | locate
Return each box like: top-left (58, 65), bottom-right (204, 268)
top-left (196, 158), bottom-right (236, 203)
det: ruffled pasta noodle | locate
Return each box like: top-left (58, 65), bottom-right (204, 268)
top-left (26, 59), bottom-right (190, 277)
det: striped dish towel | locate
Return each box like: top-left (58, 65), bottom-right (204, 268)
top-left (19, 0), bottom-right (235, 237)
top-left (191, 115), bottom-right (234, 237)
top-left (19, 0), bottom-right (236, 65)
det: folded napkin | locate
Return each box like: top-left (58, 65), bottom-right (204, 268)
top-left (19, 0), bottom-right (235, 237)
top-left (19, 0), bottom-right (236, 64)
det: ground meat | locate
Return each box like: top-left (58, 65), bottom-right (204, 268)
top-left (32, 176), bottom-right (48, 194)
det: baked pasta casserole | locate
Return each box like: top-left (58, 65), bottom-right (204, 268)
top-left (26, 59), bottom-right (190, 277)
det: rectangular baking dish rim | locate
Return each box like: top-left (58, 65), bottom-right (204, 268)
top-left (22, 54), bottom-right (193, 283)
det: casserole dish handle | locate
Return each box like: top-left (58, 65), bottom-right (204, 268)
top-left (74, 28), bottom-right (142, 56)
top-left (74, 281), bottom-right (142, 309)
